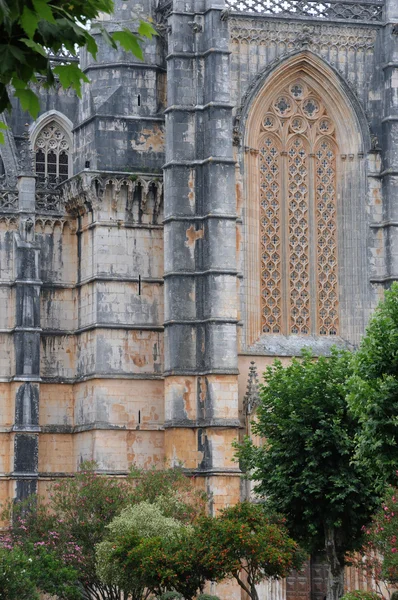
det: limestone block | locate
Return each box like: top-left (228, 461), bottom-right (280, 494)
top-left (0, 287), bottom-right (14, 329)
top-left (96, 280), bottom-right (163, 326)
top-left (165, 376), bottom-right (198, 422)
top-left (165, 428), bottom-right (201, 469)
top-left (94, 226), bottom-right (163, 279)
top-left (78, 283), bottom-right (97, 327)
top-left (126, 430), bottom-right (165, 469)
top-left (74, 429), bottom-right (164, 471)
top-left (38, 434), bottom-right (74, 473)
top-left (41, 288), bottom-right (77, 331)
top-left (75, 330), bottom-right (95, 376)
top-left (40, 384), bottom-right (74, 426)
top-left (41, 334), bottom-right (76, 379)
top-left (0, 432), bottom-right (12, 474)
top-left (0, 334), bottom-right (14, 378)
top-left (0, 229), bottom-right (15, 282)
top-left (95, 329), bottom-right (163, 375)
top-left (36, 225), bottom-right (77, 284)
top-left (206, 429), bottom-right (239, 469)
top-left (0, 383), bottom-right (13, 427)
top-left (74, 379), bottom-right (164, 428)
top-left (209, 474), bottom-right (241, 513)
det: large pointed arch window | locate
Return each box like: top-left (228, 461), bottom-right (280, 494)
top-left (260, 80), bottom-right (339, 337)
top-left (34, 121), bottom-right (71, 185)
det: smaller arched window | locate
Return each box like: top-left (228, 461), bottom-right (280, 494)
top-left (34, 121), bottom-right (71, 185)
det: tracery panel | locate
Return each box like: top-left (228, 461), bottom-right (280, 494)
top-left (258, 80), bottom-right (339, 337)
top-left (259, 135), bottom-right (282, 334)
top-left (315, 138), bottom-right (339, 335)
top-left (287, 136), bottom-right (310, 335)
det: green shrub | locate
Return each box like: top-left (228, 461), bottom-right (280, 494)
top-left (157, 593), bottom-right (184, 600)
top-left (341, 591), bottom-right (379, 600)
top-left (197, 595), bottom-right (221, 600)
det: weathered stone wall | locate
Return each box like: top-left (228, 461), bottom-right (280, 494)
top-left (0, 1), bottom-right (398, 597)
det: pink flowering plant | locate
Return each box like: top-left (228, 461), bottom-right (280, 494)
top-left (0, 541), bottom-right (81, 599)
top-left (347, 485), bottom-right (398, 596)
top-left (2, 462), bottom-right (207, 600)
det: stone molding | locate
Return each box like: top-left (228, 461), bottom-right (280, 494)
top-left (229, 18), bottom-right (378, 50)
top-left (61, 172), bottom-right (164, 222)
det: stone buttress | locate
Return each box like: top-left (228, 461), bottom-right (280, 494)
top-left (163, 0), bottom-right (241, 511)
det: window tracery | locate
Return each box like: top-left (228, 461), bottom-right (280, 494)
top-left (34, 121), bottom-right (71, 185)
top-left (259, 80), bottom-right (339, 336)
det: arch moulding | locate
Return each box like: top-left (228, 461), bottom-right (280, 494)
top-left (241, 51), bottom-right (370, 353)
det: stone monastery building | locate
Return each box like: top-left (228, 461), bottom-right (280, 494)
top-left (0, 0), bottom-right (397, 594)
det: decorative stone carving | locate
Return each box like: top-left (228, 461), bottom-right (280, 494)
top-left (61, 172), bottom-right (164, 224)
top-left (35, 217), bottom-right (70, 233)
top-left (0, 190), bottom-right (18, 211)
top-left (226, 0), bottom-right (383, 21)
top-left (243, 361), bottom-right (260, 416)
top-left (229, 18), bottom-right (377, 51)
top-left (35, 191), bottom-right (62, 213)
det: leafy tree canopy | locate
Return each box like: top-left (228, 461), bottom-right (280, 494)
top-left (348, 282), bottom-right (398, 485)
top-left (0, 0), bottom-right (156, 126)
top-left (236, 349), bottom-right (381, 600)
top-left (96, 500), bottom-right (190, 598)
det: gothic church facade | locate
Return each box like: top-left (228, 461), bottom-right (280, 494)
top-left (0, 0), bottom-right (395, 593)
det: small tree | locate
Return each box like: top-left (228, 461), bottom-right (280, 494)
top-left (197, 502), bottom-right (303, 600)
top-left (97, 508), bottom-right (209, 600)
top-left (96, 501), bottom-right (189, 599)
top-left (348, 282), bottom-right (398, 486)
top-left (236, 350), bottom-right (381, 600)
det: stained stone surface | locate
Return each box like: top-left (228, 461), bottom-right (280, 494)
top-left (0, 6), bottom-right (396, 591)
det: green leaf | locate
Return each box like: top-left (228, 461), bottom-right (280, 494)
top-left (14, 88), bottom-right (40, 118)
top-left (20, 7), bottom-right (39, 39)
top-left (0, 121), bottom-right (7, 145)
top-left (85, 33), bottom-right (98, 59)
top-left (12, 77), bottom-right (29, 90)
top-left (21, 38), bottom-right (48, 58)
top-left (112, 29), bottom-right (144, 60)
top-left (32, 0), bottom-right (56, 24)
top-left (53, 63), bottom-right (89, 97)
top-left (0, 45), bottom-right (17, 74)
top-left (138, 20), bottom-right (157, 40)
top-left (9, 45), bottom-right (27, 63)
top-left (100, 25), bottom-right (118, 50)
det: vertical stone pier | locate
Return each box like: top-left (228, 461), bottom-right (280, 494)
top-left (382, 0), bottom-right (398, 282)
top-left (164, 0), bottom-right (241, 511)
top-left (12, 141), bottom-right (41, 501)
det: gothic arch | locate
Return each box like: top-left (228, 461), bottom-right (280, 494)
top-left (30, 111), bottom-right (73, 183)
top-left (242, 52), bottom-right (370, 351)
